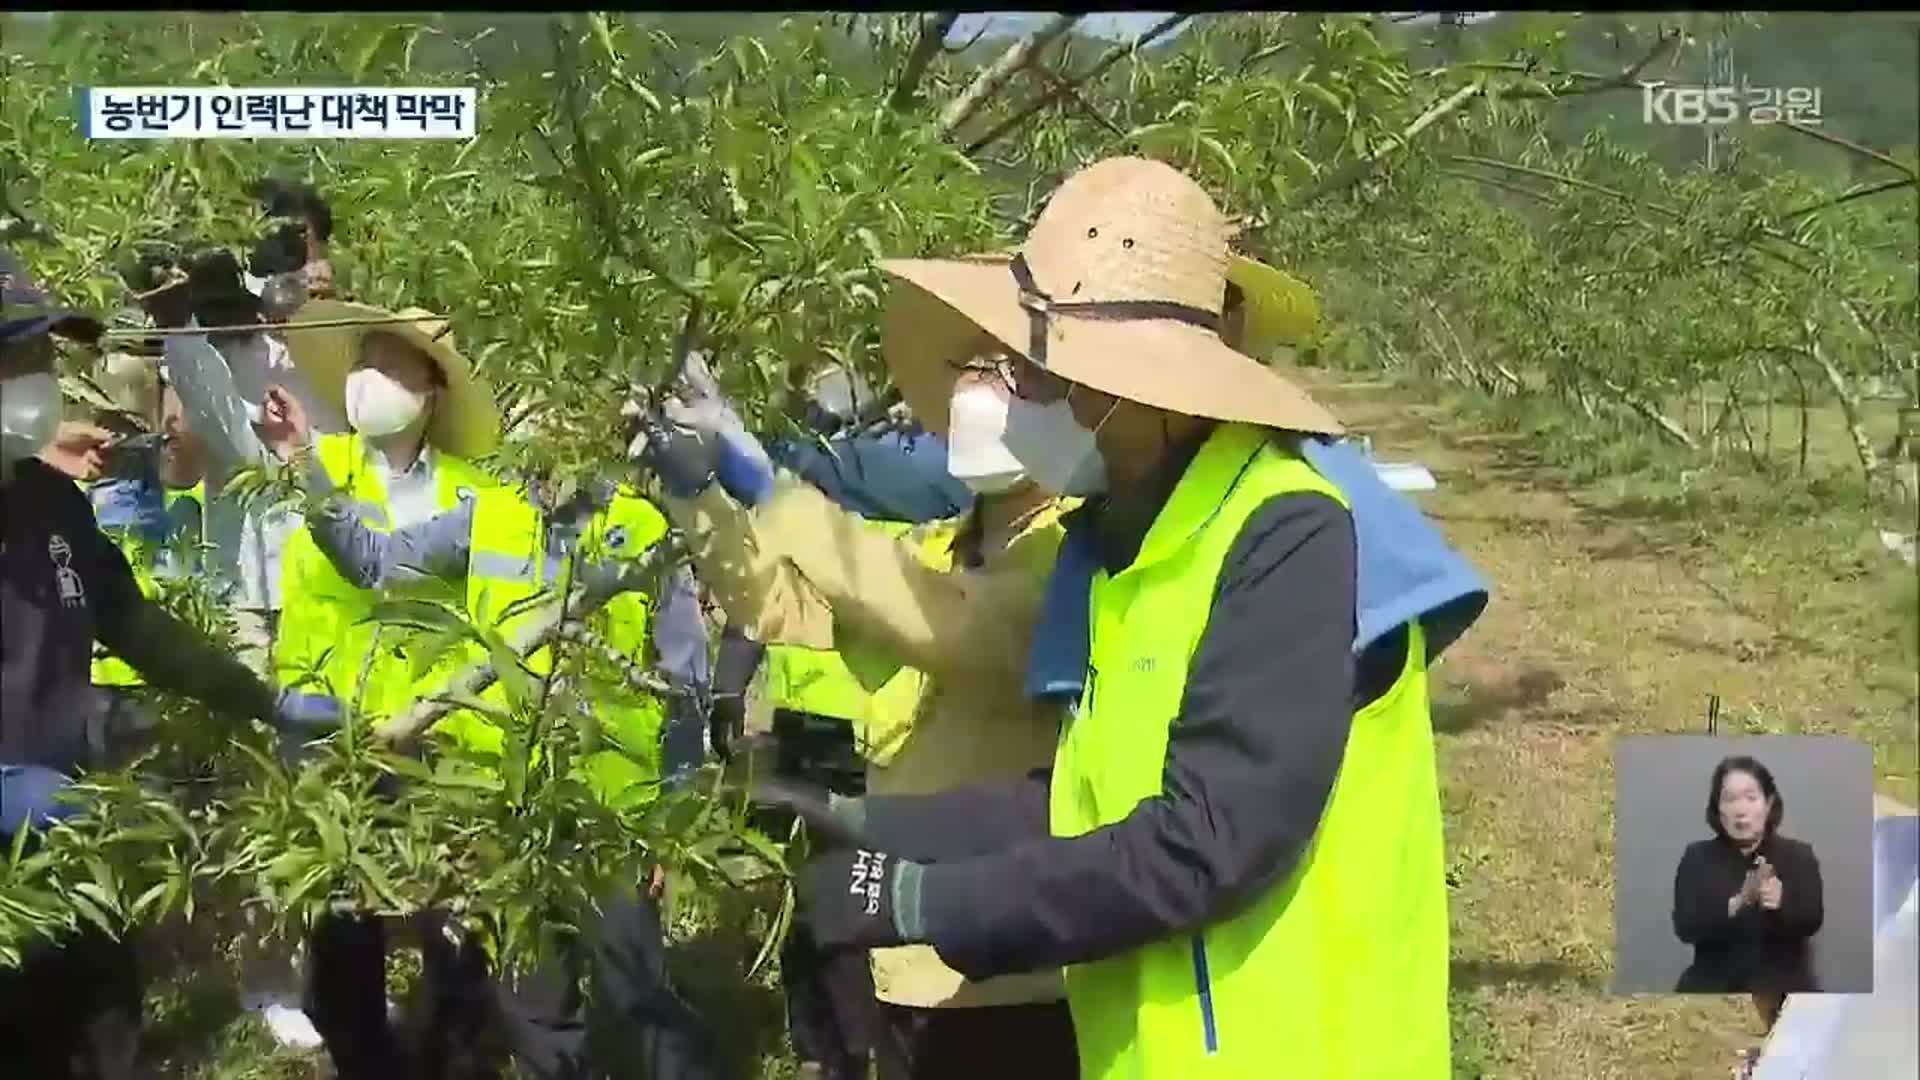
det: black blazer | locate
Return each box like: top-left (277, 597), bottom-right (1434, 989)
top-left (1672, 833), bottom-right (1824, 994)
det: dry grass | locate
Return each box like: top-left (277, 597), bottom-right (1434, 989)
top-left (1306, 371), bottom-right (1918, 1079)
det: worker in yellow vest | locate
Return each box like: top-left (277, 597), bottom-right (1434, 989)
top-left (265, 302), bottom-right (726, 1080)
top-left (765, 158), bottom-right (1489, 1080)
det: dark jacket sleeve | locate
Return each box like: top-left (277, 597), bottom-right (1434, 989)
top-left (863, 771), bottom-right (1053, 863)
top-left (911, 492), bottom-right (1358, 977)
top-left (1766, 838), bottom-right (1824, 941)
top-left (1673, 841), bottom-right (1739, 946)
top-left (80, 514), bottom-right (147, 627)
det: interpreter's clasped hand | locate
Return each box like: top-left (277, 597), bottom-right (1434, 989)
top-left (798, 847), bottom-right (922, 952)
top-left (1755, 858), bottom-right (1783, 911)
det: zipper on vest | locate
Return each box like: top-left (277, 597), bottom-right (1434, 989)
top-left (1191, 933), bottom-right (1219, 1055)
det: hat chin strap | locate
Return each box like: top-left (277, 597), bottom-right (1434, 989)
top-left (1008, 253), bottom-right (1223, 368)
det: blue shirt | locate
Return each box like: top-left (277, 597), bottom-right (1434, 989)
top-left (767, 427), bottom-right (974, 525)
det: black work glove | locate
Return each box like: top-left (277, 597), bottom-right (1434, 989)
top-left (721, 734), bottom-right (867, 849)
top-left (708, 630), bottom-right (764, 760)
top-left (797, 848), bottom-right (926, 952)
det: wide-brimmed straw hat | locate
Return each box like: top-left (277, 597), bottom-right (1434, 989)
top-left (878, 157), bottom-right (1341, 438)
top-left (282, 299), bottom-right (501, 459)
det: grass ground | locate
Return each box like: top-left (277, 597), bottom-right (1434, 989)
top-left (151, 371), bottom-right (1916, 1079)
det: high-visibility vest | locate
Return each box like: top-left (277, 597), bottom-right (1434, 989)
top-left (92, 482), bottom-right (207, 688)
top-left (760, 518), bottom-right (931, 764)
top-left (440, 484), bottom-right (672, 810)
top-left (1051, 422), bottom-right (1449, 1079)
top-left (271, 433), bottom-right (499, 724)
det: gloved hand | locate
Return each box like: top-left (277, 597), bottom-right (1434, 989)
top-left (272, 688), bottom-right (345, 736)
top-left (797, 847), bottom-right (926, 952)
top-left (626, 350), bottom-right (775, 506)
top-left (718, 734), bottom-right (867, 848)
top-left (625, 404), bottom-right (720, 500)
top-left (0, 763), bottom-right (82, 836)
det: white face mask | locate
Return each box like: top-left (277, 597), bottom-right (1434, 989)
top-left (1003, 391), bottom-right (1110, 497)
top-left (945, 382), bottom-right (1027, 495)
top-left (345, 368), bottom-right (427, 437)
top-left (0, 371), bottom-right (65, 472)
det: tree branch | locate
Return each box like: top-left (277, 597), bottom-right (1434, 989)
top-left (888, 12), bottom-right (960, 112)
top-left (550, 19), bottom-right (697, 301)
top-left (1287, 76), bottom-right (1485, 211)
top-left (1778, 121), bottom-right (1918, 178)
top-left (374, 545), bottom-right (676, 746)
top-left (1779, 176), bottom-right (1918, 222)
top-left (1026, 63), bottom-right (1128, 140)
top-left (938, 14), bottom-right (1079, 139)
top-left (961, 14), bottom-right (1195, 157)
top-left (942, 21), bottom-right (989, 55)
top-left (1416, 26), bottom-right (1683, 102)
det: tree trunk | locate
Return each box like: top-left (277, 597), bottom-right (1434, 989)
top-left (961, 13), bottom-right (1190, 157)
top-left (938, 14), bottom-right (1079, 139)
top-left (1805, 317), bottom-right (1884, 489)
top-left (1600, 378), bottom-right (1698, 448)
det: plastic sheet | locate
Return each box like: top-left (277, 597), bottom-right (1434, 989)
top-left (1752, 813), bottom-right (1920, 1080)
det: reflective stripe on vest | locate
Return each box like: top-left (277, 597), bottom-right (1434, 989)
top-left (442, 485), bottom-right (672, 810)
top-left (1050, 423), bottom-right (1450, 1079)
top-left (92, 483), bottom-right (208, 689)
top-left (271, 432), bottom-right (495, 718)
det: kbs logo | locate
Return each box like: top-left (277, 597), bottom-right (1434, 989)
top-left (1642, 85), bottom-right (1741, 126)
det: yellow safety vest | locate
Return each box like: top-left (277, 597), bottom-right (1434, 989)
top-left (442, 484), bottom-right (672, 810)
top-left (92, 482), bottom-right (207, 688)
top-left (271, 433), bottom-right (499, 723)
top-left (1051, 423), bottom-right (1449, 1079)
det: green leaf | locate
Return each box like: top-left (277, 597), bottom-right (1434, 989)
top-left (351, 853), bottom-right (408, 911)
top-left (1198, 135), bottom-right (1237, 176)
top-left (352, 27), bottom-right (396, 81)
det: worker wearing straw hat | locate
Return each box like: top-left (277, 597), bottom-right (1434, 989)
top-left (267, 300), bottom-right (726, 1080)
top-left (627, 228), bottom-right (1331, 1079)
top-left (268, 300), bottom-right (505, 722)
top-left (771, 157), bottom-right (1487, 1080)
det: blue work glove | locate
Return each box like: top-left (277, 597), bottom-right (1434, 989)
top-left (1, 763), bottom-right (83, 836)
top-left (272, 688), bottom-right (344, 736)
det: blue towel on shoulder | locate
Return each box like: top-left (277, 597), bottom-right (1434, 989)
top-left (1026, 436), bottom-right (1489, 702)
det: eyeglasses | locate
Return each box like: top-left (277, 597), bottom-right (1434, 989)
top-left (948, 350), bottom-right (1068, 403)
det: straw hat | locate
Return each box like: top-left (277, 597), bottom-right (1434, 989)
top-left (878, 157), bottom-right (1341, 438)
top-left (282, 299), bottom-right (501, 459)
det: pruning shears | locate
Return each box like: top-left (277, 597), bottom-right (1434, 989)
top-left (621, 296), bottom-right (706, 458)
